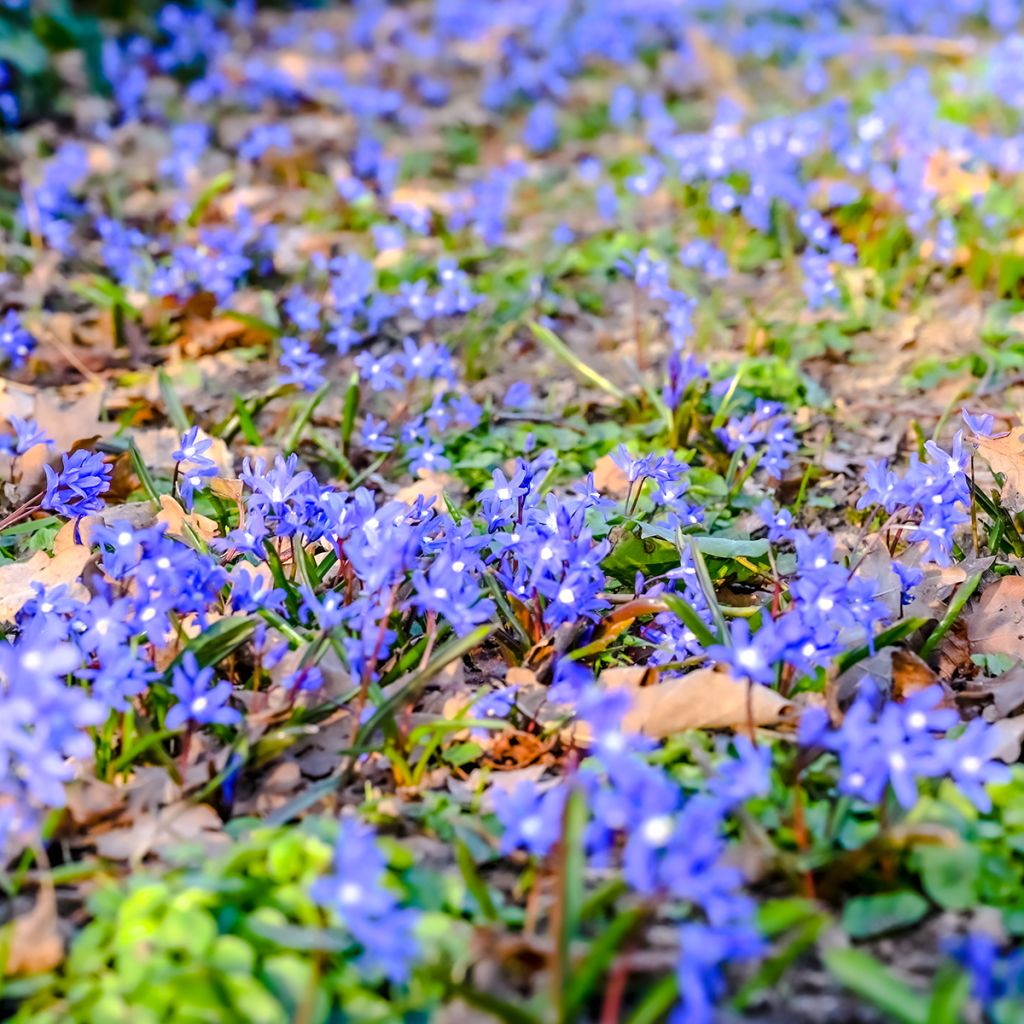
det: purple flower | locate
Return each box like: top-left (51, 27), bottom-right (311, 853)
top-left (2, 415), bottom-right (51, 458)
top-left (0, 311), bottom-right (35, 367)
top-left (523, 100), bottom-right (559, 153)
top-left (166, 652), bottom-right (240, 730)
top-left (173, 426), bottom-right (215, 466)
top-left (493, 781), bottom-right (566, 857)
top-left (360, 414), bottom-right (395, 453)
top-left (42, 450), bottom-right (112, 519)
top-left (962, 408), bottom-right (996, 437)
top-left (504, 381), bottom-right (532, 408)
top-left (407, 442), bottom-right (449, 475)
top-left (706, 619), bottom-right (780, 686)
top-left (310, 817), bottom-right (420, 983)
top-left (238, 123), bottom-right (293, 161)
top-left (946, 719), bottom-right (1011, 812)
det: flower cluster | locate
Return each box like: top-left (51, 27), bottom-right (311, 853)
top-left (859, 432), bottom-right (969, 564)
top-left (310, 818), bottom-right (420, 983)
top-left (496, 685), bottom-right (767, 1022)
top-left (800, 682), bottom-right (1010, 812)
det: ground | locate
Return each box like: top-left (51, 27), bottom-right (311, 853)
top-left (0, 4), bottom-right (1024, 1024)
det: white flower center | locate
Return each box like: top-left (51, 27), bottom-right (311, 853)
top-left (520, 816), bottom-right (542, 839)
top-left (642, 815), bottom-right (674, 846)
top-left (737, 648), bottom-right (762, 670)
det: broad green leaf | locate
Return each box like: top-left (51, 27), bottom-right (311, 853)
top-left (841, 890), bottom-right (929, 939)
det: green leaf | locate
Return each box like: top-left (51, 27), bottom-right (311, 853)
top-left (556, 787), bottom-right (588, 1024)
top-left (915, 844), bottom-right (980, 910)
top-left (823, 948), bottom-right (927, 1024)
top-left (187, 170), bottom-right (234, 227)
top-left (340, 371), bottom-right (360, 453)
top-left (528, 321), bottom-right (629, 403)
top-left (443, 741), bottom-right (483, 767)
top-left (563, 906), bottom-right (644, 1018)
top-left (690, 535), bottom-right (770, 558)
top-left (841, 890), bottom-right (929, 939)
top-left (128, 439), bottom-right (162, 506)
top-left (159, 370), bottom-right (191, 434)
top-left (454, 838), bottom-right (499, 923)
top-left (163, 617), bottom-right (257, 678)
top-left (602, 530), bottom-right (679, 584)
top-left (661, 592), bottom-right (719, 649)
top-left (444, 983), bottom-right (542, 1024)
top-left (925, 965), bottom-right (970, 1024)
top-left (231, 393), bottom-right (263, 445)
top-left (835, 618), bottom-right (928, 675)
top-left (283, 382), bottom-right (329, 453)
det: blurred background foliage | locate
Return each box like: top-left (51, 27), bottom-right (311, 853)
top-left (0, 1), bottom-right (245, 124)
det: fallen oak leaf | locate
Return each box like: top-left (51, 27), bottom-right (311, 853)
top-left (990, 715), bottom-right (1024, 763)
top-left (3, 885), bottom-right (62, 976)
top-left (0, 546), bottom-right (92, 623)
top-left (157, 494), bottom-right (219, 545)
top-left (892, 649), bottom-right (939, 697)
top-left (621, 669), bottom-right (793, 737)
top-left (572, 666), bottom-right (792, 743)
top-left (972, 428), bottom-right (1024, 513)
top-left (965, 575), bottom-right (1024, 659)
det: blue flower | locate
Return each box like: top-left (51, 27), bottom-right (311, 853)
top-left (493, 781), bottom-right (566, 857)
top-left (166, 652), bottom-right (240, 730)
top-left (946, 719), bottom-right (1011, 812)
top-left (0, 311), bottom-right (35, 367)
top-left (706, 619), bottom-right (780, 686)
top-left (310, 818), bottom-right (420, 983)
top-left (42, 449), bottom-right (112, 519)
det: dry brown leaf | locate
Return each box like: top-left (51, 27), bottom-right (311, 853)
top-left (156, 494), bottom-right (219, 544)
top-left (620, 669), bottom-right (793, 737)
top-left (935, 618), bottom-right (977, 681)
top-left (132, 427), bottom-right (234, 476)
top-left (987, 665), bottom-right (1024, 719)
top-left (991, 715), bottom-right (1024, 763)
top-left (394, 471), bottom-right (462, 507)
top-left (591, 453), bottom-right (630, 500)
top-left (32, 385), bottom-right (114, 455)
top-left (966, 575), bottom-right (1024, 658)
top-left (973, 429), bottom-right (1024, 513)
top-left (210, 477), bottom-right (244, 503)
top-left (4, 887), bottom-right (62, 976)
top-left (892, 649), bottom-right (938, 697)
top-left (923, 150), bottom-right (990, 201)
top-left (94, 802), bottom-right (226, 862)
top-left (0, 546), bottom-right (92, 622)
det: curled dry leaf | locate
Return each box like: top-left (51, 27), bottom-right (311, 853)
top-left (621, 669), bottom-right (793, 737)
top-left (972, 428), bottom-right (1024, 513)
top-left (157, 494), bottom-right (219, 545)
top-left (892, 649), bottom-right (939, 697)
top-left (0, 546), bottom-right (92, 622)
top-left (4, 886), bottom-right (63, 976)
top-left (575, 666), bottom-right (792, 742)
top-left (965, 575), bottom-right (1024, 659)
top-left (93, 802), bottom-right (226, 863)
top-left (990, 716), bottom-right (1024, 763)
top-left (591, 453), bottom-right (631, 500)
